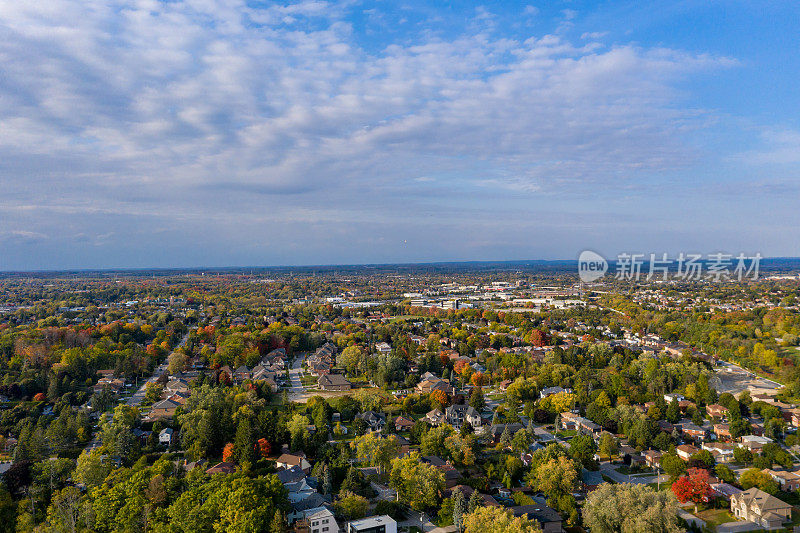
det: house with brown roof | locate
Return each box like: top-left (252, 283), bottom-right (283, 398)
top-left (145, 398), bottom-right (179, 421)
top-left (706, 404), bottom-right (729, 420)
top-left (643, 449), bottom-right (663, 468)
top-left (416, 377), bottom-right (454, 396)
top-left (394, 416), bottom-right (415, 432)
top-left (763, 469), bottom-right (800, 492)
top-left (676, 444), bottom-right (698, 461)
top-left (206, 462), bottom-right (237, 475)
top-left (702, 442), bottom-right (736, 463)
top-left (317, 373), bottom-right (351, 391)
top-left (277, 453), bottom-right (312, 473)
top-left (713, 423), bottom-right (732, 441)
top-left (424, 409), bottom-right (446, 426)
top-left (731, 488), bottom-right (791, 530)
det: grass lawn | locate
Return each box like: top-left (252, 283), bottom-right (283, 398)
top-left (695, 508), bottom-right (736, 527)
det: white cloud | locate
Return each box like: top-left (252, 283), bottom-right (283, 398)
top-left (0, 0), bottom-right (750, 267)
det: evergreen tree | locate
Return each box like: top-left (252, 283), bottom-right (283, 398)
top-left (270, 509), bottom-right (287, 533)
top-left (468, 489), bottom-right (480, 513)
top-left (666, 399), bottom-right (680, 423)
top-left (322, 464), bottom-right (333, 496)
top-left (499, 424), bottom-right (512, 447)
top-left (235, 417), bottom-right (256, 464)
top-left (453, 488), bottom-right (466, 532)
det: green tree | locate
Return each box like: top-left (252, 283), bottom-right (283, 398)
top-left (599, 432), bottom-right (618, 458)
top-left (739, 468), bottom-right (779, 494)
top-left (660, 453), bottom-right (686, 480)
top-left (234, 417), bottom-right (256, 464)
top-left (44, 486), bottom-right (83, 533)
top-left (389, 452), bottom-right (445, 511)
top-left (570, 434), bottom-right (597, 467)
top-left (335, 491), bottom-right (369, 521)
top-left (531, 456), bottom-right (578, 502)
top-left (665, 399), bottom-right (680, 424)
top-left (584, 482), bottom-right (680, 533)
top-left (463, 507), bottom-right (541, 533)
top-left (270, 509), bottom-right (287, 533)
top-left (74, 450), bottom-right (110, 489)
top-left (337, 346), bottom-right (364, 376)
top-left (714, 464), bottom-right (735, 484)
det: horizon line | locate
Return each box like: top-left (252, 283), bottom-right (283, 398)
top-left (1, 256), bottom-right (799, 275)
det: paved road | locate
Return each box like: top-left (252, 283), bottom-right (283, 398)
top-left (598, 462), bottom-right (669, 485)
top-left (399, 511), bottom-right (436, 532)
top-left (126, 332), bottom-right (190, 406)
top-left (287, 352), bottom-right (308, 402)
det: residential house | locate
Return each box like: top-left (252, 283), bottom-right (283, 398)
top-left (706, 404), bottom-right (729, 420)
top-left (304, 507), bottom-right (339, 533)
top-left (676, 444), bottom-right (699, 461)
top-left (346, 515), bottom-right (397, 533)
top-left (711, 482), bottom-right (742, 501)
top-left (740, 435), bottom-right (773, 452)
top-left (510, 504), bottom-right (563, 533)
top-left (93, 376), bottom-right (125, 394)
top-left (713, 424), bottom-right (732, 441)
top-left (420, 456), bottom-right (462, 488)
top-left (540, 386), bottom-right (569, 399)
top-left (416, 377), bottom-right (454, 396)
top-left (285, 478), bottom-right (318, 503)
top-left (763, 469), bottom-right (800, 492)
top-left (664, 393), bottom-right (685, 403)
top-left (233, 365), bottom-right (251, 382)
top-left (444, 404), bottom-right (482, 429)
top-left (375, 342), bottom-right (392, 354)
top-left (702, 442), bottom-right (735, 463)
top-left (424, 409), bottom-right (446, 426)
top-left (731, 488), bottom-right (791, 530)
top-left (643, 449), bottom-right (663, 469)
top-left (679, 423), bottom-right (708, 442)
top-left (205, 462), bottom-right (236, 475)
top-left (394, 416), bottom-right (414, 432)
top-left (317, 374), bottom-right (352, 391)
top-left (158, 428), bottom-right (174, 446)
top-left (277, 453), bottom-right (312, 474)
top-left (165, 379), bottom-right (190, 395)
top-left (145, 399), bottom-right (179, 421)
top-left (559, 412), bottom-right (601, 435)
top-left (489, 423), bottom-right (526, 444)
top-left (356, 411), bottom-right (386, 432)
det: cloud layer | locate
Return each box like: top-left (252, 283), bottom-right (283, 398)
top-left (0, 1), bottom-right (794, 268)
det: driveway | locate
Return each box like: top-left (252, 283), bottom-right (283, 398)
top-left (287, 352), bottom-right (308, 402)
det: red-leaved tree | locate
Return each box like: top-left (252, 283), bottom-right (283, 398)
top-left (258, 438), bottom-right (271, 458)
top-left (672, 468), bottom-right (713, 512)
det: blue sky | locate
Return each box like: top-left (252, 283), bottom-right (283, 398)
top-left (0, 0), bottom-right (798, 269)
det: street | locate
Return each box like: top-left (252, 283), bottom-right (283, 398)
top-left (125, 331), bottom-right (190, 406)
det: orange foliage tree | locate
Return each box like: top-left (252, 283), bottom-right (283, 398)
top-left (430, 389), bottom-right (449, 409)
top-left (222, 442), bottom-right (235, 463)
